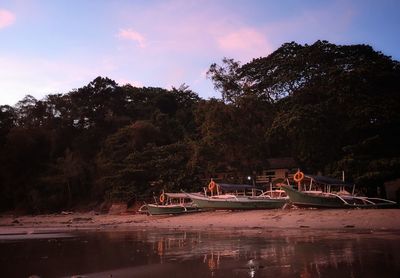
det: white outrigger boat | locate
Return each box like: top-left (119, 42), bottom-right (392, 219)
top-left (184, 181), bottom-right (288, 210)
top-left (138, 192), bottom-right (199, 215)
top-left (280, 172), bottom-right (397, 208)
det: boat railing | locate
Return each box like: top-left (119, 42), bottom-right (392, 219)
top-left (327, 192), bottom-right (351, 205)
top-left (350, 196), bottom-right (375, 205)
top-left (254, 192), bottom-right (272, 199)
top-left (256, 190), bottom-right (288, 199)
top-left (210, 194), bottom-right (239, 200)
top-left (303, 190), bottom-right (324, 194)
top-left (305, 191), bottom-right (351, 205)
top-left (138, 203), bottom-right (149, 214)
top-left (364, 197), bottom-right (397, 205)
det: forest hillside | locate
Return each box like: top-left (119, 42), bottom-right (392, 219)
top-left (1, 40), bottom-right (399, 213)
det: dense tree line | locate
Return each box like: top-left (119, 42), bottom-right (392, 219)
top-left (1, 40), bottom-right (399, 213)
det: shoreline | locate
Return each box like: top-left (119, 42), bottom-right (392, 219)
top-left (1, 209), bottom-right (400, 235)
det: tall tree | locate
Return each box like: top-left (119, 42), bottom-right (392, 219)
top-left (208, 40), bottom-right (400, 180)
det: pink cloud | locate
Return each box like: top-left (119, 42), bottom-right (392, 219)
top-left (217, 28), bottom-right (273, 61)
top-left (117, 78), bottom-right (143, 87)
top-left (0, 9), bottom-right (16, 29)
top-left (117, 28), bottom-right (146, 48)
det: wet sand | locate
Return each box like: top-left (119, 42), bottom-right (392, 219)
top-left (1, 209), bottom-right (400, 235)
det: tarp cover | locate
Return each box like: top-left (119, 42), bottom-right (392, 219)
top-left (164, 193), bottom-right (190, 198)
top-left (217, 183), bottom-right (256, 191)
top-left (305, 175), bottom-right (353, 186)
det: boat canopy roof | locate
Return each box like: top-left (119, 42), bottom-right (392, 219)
top-left (305, 174), bottom-right (353, 186)
top-left (164, 193), bottom-right (190, 199)
top-left (217, 183), bottom-right (256, 191)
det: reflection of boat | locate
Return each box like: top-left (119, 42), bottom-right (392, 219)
top-left (281, 173), bottom-right (397, 208)
top-left (185, 182), bottom-right (288, 210)
top-left (138, 193), bottom-right (199, 215)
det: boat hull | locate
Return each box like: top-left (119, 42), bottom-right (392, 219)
top-left (186, 193), bottom-right (287, 210)
top-left (145, 204), bottom-right (198, 215)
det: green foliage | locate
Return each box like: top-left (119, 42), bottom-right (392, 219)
top-left (96, 127), bottom-right (198, 202)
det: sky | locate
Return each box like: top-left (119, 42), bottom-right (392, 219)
top-left (0, 0), bottom-right (399, 105)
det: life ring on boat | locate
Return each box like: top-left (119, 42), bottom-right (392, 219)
top-left (208, 180), bottom-right (216, 191)
top-left (159, 193), bottom-right (165, 203)
top-left (293, 171), bottom-right (305, 182)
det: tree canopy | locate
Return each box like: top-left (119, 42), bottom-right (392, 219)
top-left (1, 40), bottom-right (399, 212)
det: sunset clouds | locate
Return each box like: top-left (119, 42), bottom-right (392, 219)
top-left (117, 29), bottom-right (147, 48)
top-left (217, 28), bottom-right (273, 60)
top-left (0, 9), bottom-right (15, 29)
top-left (0, 0), bottom-right (399, 105)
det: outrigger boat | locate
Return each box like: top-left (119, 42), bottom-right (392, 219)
top-left (280, 171), bottom-right (397, 208)
top-left (138, 192), bottom-right (199, 215)
top-left (184, 181), bottom-right (288, 210)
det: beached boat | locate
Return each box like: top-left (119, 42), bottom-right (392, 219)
top-left (185, 182), bottom-right (288, 210)
top-left (280, 172), bottom-right (397, 208)
top-left (138, 193), bottom-right (199, 215)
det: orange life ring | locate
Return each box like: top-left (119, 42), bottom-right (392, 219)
top-left (293, 171), bottom-right (305, 182)
top-left (208, 180), bottom-right (216, 191)
top-left (159, 193), bottom-right (165, 203)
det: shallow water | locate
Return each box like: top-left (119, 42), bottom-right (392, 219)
top-left (0, 228), bottom-right (399, 277)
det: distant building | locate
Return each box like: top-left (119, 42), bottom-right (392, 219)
top-left (255, 157), bottom-right (298, 185)
top-left (200, 157), bottom-right (299, 186)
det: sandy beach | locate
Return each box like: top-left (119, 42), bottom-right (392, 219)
top-left (1, 209), bottom-right (400, 235)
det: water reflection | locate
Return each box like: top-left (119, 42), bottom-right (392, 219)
top-left (0, 229), bottom-right (399, 277)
